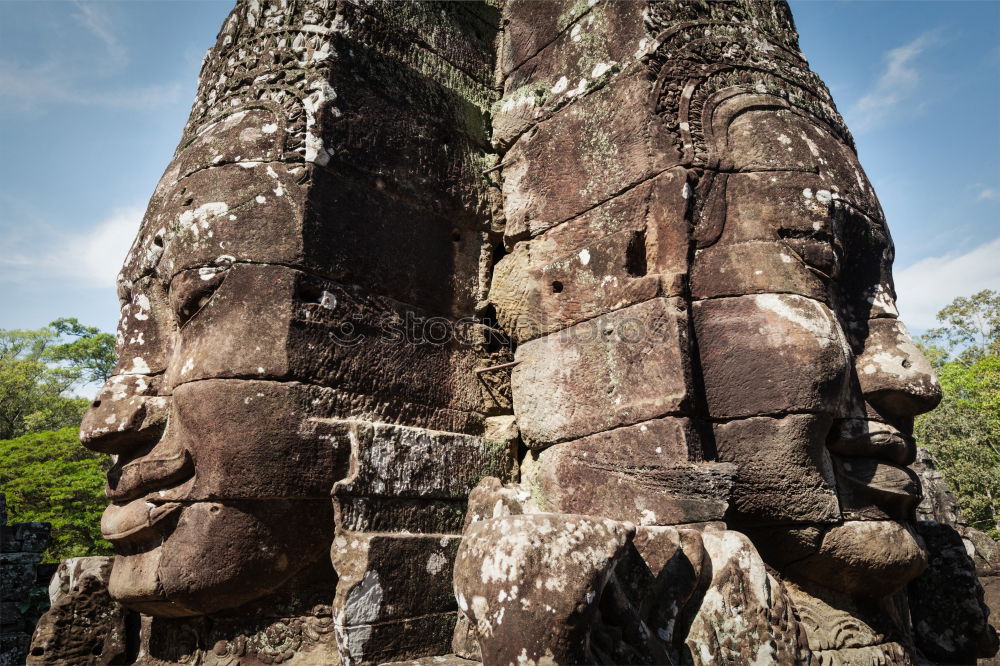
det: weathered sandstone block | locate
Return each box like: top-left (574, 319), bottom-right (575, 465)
top-left (454, 514), bottom-right (633, 666)
top-left (333, 532), bottom-right (462, 666)
top-left (512, 297), bottom-right (693, 446)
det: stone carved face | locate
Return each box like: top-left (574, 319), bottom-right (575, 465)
top-left (690, 93), bottom-right (941, 595)
top-left (78, 110), bottom-right (347, 617)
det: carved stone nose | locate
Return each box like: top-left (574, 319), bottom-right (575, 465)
top-left (856, 318), bottom-right (942, 418)
top-left (80, 374), bottom-right (168, 454)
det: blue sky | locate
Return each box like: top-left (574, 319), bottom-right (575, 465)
top-left (0, 0), bottom-right (997, 339)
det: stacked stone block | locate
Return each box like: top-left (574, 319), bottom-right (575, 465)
top-left (1, 494), bottom-right (51, 666)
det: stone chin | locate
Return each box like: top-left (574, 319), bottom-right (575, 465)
top-left (786, 520), bottom-right (927, 598)
top-left (107, 500), bottom-right (333, 617)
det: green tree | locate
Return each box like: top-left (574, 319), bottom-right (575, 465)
top-left (0, 319), bottom-right (115, 440)
top-left (924, 289), bottom-right (1000, 364)
top-left (47, 318), bottom-right (117, 385)
top-left (0, 428), bottom-right (112, 561)
top-left (916, 291), bottom-right (1000, 538)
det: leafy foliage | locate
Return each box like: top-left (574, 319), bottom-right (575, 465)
top-left (0, 319), bottom-right (115, 440)
top-left (924, 289), bottom-right (1000, 364)
top-left (47, 318), bottom-right (117, 385)
top-left (917, 290), bottom-right (1000, 538)
top-left (0, 428), bottom-right (112, 562)
top-left (0, 319), bottom-right (115, 560)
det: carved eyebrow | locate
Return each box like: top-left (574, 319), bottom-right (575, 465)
top-left (734, 164), bottom-right (819, 175)
top-left (831, 199), bottom-right (888, 243)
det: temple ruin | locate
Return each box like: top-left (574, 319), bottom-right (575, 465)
top-left (19, 1), bottom-right (999, 664)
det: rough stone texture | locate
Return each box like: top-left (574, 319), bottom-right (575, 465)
top-left (39, 0), bottom-right (1000, 665)
top-left (913, 446), bottom-right (963, 526)
top-left (331, 421), bottom-right (516, 534)
top-left (500, 66), bottom-right (680, 241)
top-left (132, 565), bottom-right (338, 665)
top-left (1, 494), bottom-right (51, 666)
top-left (684, 531), bottom-right (810, 665)
top-left (693, 294), bottom-right (852, 419)
top-left (511, 297), bottom-right (694, 446)
top-left (911, 447), bottom-right (1000, 665)
top-left (527, 418), bottom-right (735, 525)
top-left (908, 522), bottom-right (999, 664)
top-left (713, 414), bottom-right (841, 525)
top-left (28, 557), bottom-right (134, 665)
top-left (332, 532), bottom-right (462, 666)
top-left (454, 513), bottom-right (633, 666)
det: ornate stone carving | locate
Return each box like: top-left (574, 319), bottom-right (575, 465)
top-left (32, 1), bottom-right (999, 665)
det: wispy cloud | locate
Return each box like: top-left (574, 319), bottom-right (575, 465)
top-left (977, 188), bottom-right (998, 201)
top-left (0, 61), bottom-right (183, 111)
top-left (0, 3), bottom-right (182, 113)
top-left (850, 31), bottom-right (940, 131)
top-left (895, 235), bottom-right (1000, 330)
top-left (54, 206), bottom-right (142, 288)
top-left (0, 205), bottom-right (141, 289)
top-left (72, 2), bottom-right (127, 67)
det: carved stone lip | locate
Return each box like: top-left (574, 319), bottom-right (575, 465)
top-left (827, 419), bottom-right (915, 466)
top-left (101, 499), bottom-right (182, 544)
top-left (832, 455), bottom-right (923, 521)
top-left (106, 446), bottom-right (194, 502)
top-left (834, 457), bottom-right (921, 498)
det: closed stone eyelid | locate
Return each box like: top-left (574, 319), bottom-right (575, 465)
top-left (172, 269), bottom-right (230, 329)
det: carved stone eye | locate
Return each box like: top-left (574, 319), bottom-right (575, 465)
top-left (169, 266), bottom-right (229, 327)
top-left (116, 280), bottom-right (134, 309)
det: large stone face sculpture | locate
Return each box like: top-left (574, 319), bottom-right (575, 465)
top-left (33, 1), bottom-right (998, 665)
top-left (74, 1), bottom-right (510, 662)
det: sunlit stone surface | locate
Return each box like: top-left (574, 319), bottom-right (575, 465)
top-left (24, 2), bottom-right (997, 665)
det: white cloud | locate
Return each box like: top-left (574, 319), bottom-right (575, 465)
top-left (0, 206), bottom-right (142, 289)
top-left (895, 236), bottom-right (1000, 330)
top-left (977, 188), bottom-right (998, 201)
top-left (850, 31), bottom-right (939, 131)
top-left (54, 206), bottom-right (143, 287)
top-left (0, 3), bottom-right (183, 113)
top-left (72, 2), bottom-right (127, 67)
top-left (0, 61), bottom-right (183, 112)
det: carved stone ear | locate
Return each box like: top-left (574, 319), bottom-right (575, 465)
top-left (701, 89), bottom-right (791, 160)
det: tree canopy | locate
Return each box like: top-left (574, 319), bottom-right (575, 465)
top-left (0, 318), bottom-right (115, 440)
top-left (0, 427), bottom-right (111, 561)
top-left (916, 289), bottom-right (1000, 538)
top-left (0, 318), bottom-right (116, 560)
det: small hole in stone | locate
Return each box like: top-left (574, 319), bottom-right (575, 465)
top-left (182, 197), bottom-right (194, 206)
top-left (902, 359), bottom-right (912, 368)
top-left (153, 236), bottom-right (164, 248)
top-left (31, 648), bottom-right (44, 656)
top-left (92, 399), bottom-right (102, 409)
top-left (451, 229), bottom-right (462, 242)
top-left (210, 505), bottom-right (220, 513)
top-left (551, 281), bottom-right (563, 293)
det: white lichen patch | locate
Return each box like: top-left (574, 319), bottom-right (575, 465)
top-left (342, 570), bottom-right (384, 626)
top-left (591, 62), bottom-right (613, 78)
top-left (178, 202), bottom-right (229, 233)
top-left (754, 293), bottom-right (837, 347)
top-left (426, 551), bottom-right (447, 576)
